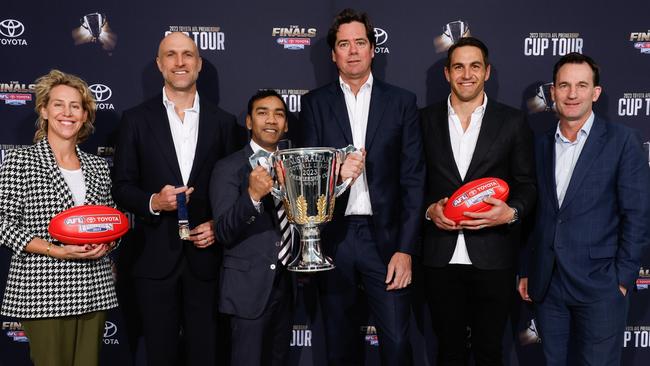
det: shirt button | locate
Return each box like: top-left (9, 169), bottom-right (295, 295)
top-left (275, 241), bottom-right (281, 247)
top-left (270, 264), bottom-right (276, 270)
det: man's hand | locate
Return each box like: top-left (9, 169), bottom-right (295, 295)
top-left (248, 166), bottom-right (274, 202)
top-left (427, 198), bottom-right (460, 231)
top-left (460, 197), bottom-right (515, 230)
top-left (619, 284), bottom-right (627, 297)
top-left (339, 149), bottom-right (366, 183)
top-left (151, 185), bottom-right (194, 212)
top-left (385, 252), bottom-right (412, 290)
top-left (518, 277), bottom-right (531, 302)
top-left (190, 220), bottom-right (216, 248)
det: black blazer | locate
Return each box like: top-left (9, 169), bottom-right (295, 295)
top-left (112, 94), bottom-right (244, 280)
top-left (297, 79), bottom-right (425, 263)
top-left (419, 99), bottom-right (536, 270)
top-left (210, 145), bottom-right (290, 319)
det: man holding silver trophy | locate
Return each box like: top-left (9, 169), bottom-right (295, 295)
top-left (210, 90), bottom-right (294, 366)
top-left (296, 8), bottom-right (425, 366)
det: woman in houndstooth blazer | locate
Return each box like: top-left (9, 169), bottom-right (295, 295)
top-left (0, 70), bottom-right (118, 366)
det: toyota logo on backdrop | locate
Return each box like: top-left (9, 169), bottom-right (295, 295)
top-left (374, 28), bottom-right (388, 46)
top-left (104, 321), bottom-right (117, 338)
top-left (0, 19), bottom-right (25, 38)
top-left (89, 84), bottom-right (112, 102)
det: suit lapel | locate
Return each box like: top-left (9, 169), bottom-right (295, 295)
top-left (559, 117), bottom-right (606, 211)
top-left (188, 100), bottom-right (218, 185)
top-left (329, 83), bottom-right (353, 145)
top-left (542, 130), bottom-right (560, 212)
top-left (38, 139), bottom-right (74, 209)
top-left (365, 81), bottom-right (387, 149)
top-left (435, 103), bottom-right (463, 184)
top-left (147, 97), bottom-right (183, 185)
top-left (241, 145), bottom-right (280, 228)
top-left (465, 101), bottom-right (502, 181)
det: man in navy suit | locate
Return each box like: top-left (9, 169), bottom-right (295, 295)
top-left (420, 37), bottom-right (536, 366)
top-left (112, 32), bottom-right (243, 366)
top-left (518, 53), bottom-right (650, 366)
top-left (296, 8), bottom-right (425, 365)
top-left (210, 90), bottom-right (293, 366)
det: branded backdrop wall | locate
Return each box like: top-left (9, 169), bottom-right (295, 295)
top-left (1, 1), bottom-right (649, 365)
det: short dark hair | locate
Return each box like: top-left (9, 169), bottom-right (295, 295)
top-left (247, 89), bottom-right (287, 116)
top-left (327, 8), bottom-right (375, 50)
top-left (552, 52), bottom-right (600, 86)
top-left (446, 37), bottom-right (490, 68)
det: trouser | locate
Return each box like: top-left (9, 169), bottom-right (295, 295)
top-left (22, 310), bottom-right (107, 366)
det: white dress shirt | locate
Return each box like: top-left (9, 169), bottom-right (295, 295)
top-left (555, 112), bottom-right (594, 207)
top-left (163, 87), bottom-right (200, 185)
top-left (340, 73), bottom-right (373, 216)
top-left (448, 93), bottom-right (488, 265)
top-left (149, 88), bottom-right (201, 214)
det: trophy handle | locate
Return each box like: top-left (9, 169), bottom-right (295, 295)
top-left (334, 145), bottom-right (359, 197)
top-left (269, 152), bottom-right (286, 200)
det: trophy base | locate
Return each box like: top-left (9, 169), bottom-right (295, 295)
top-left (287, 257), bottom-right (335, 273)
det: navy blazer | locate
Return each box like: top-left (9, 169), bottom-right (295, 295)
top-left (297, 79), bottom-right (425, 262)
top-left (210, 145), bottom-right (289, 319)
top-left (526, 116), bottom-right (650, 303)
top-left (419, 100), bottom-right (536, 269)
top-left (112, 94), bottom-right (244, 280)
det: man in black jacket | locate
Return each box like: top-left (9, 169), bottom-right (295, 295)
top-left (420, 37), bottom-right (536, 366)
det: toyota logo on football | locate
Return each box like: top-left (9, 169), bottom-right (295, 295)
top-left (89, 84), bottom-right (112, 102)
top-left (0, 19), bottom-right (25, 38)
top-left (374, 28), bottom-right (388, 46)
top-left (104, 321), bottom-right (117, 338)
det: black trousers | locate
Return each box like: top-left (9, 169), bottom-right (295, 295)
top-left (135, 258), bottom-right (219, 366)
top-left (320, 216), bottom-right (412, 366)
top-left (230, 265), bottom-right (293, 366)
top-left (423, 264), bottom-right (514, 366)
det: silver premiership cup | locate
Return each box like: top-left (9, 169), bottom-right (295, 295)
top-left (270, 145), bottom-right (357, 272)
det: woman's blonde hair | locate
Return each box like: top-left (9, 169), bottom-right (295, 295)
top-left (33, 69), bottom-right (96, 143)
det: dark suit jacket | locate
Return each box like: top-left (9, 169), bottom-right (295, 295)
top-left (297, 79), bottom-right (425, 262)
top-left (420, 99), bottom-right (536, 270)
top-left (526, 116), bottom-right (650, 303)
top-left (210, 145), bottom-right (289, 319)
top-left (112, 94), bottom-right (244, 280)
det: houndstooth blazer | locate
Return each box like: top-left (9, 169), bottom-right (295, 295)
top-left (0, 138), bottom-right (118, 319)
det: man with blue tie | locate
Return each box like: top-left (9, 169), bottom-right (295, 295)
top-left (518, 53), bottom-right (650, 366)
top-left (210, 90), bottom-right (293, 366)
top-left (296, 8), bottom-right (425, 365)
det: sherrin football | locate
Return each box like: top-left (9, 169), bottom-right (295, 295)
top-left (443, 177), bottom-right (510, 224)
top-left (48, 205), bottom-right (129, 245)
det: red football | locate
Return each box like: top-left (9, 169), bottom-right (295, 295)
top-left (443, 177), bottom-right (510, 224)
top-left (48, 205), bottom-right (129, 245)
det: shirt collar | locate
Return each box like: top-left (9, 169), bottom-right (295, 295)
top-left (339, 73), bottom-right (374, 94)
top-left (162, 87), bottom-right (200, 113)
top-left (249, 139), bottom-right (276, 154)
top-left (555, 111), bottom-right (595, 144)
top-left (447, 92), bottom-right (488, 117)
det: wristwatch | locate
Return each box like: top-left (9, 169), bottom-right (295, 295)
top-left (508, 207), bottom-right (519, 225)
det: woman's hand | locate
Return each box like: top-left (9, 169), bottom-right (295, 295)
top-left (51, 243), bottom-right (110, 260)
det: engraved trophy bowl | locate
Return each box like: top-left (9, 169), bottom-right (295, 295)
top-left (270, 145), bottom-right (357, 272)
